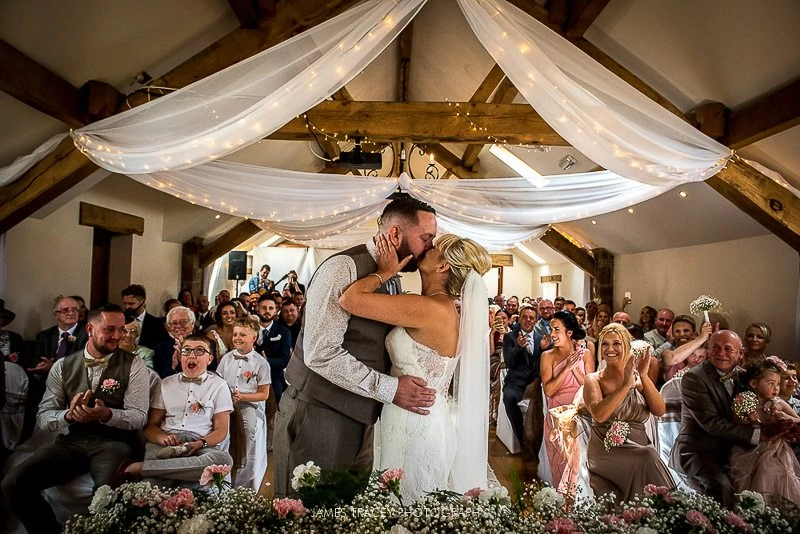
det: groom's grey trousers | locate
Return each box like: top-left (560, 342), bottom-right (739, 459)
top-left (274, 386), bottom-right (374, 496)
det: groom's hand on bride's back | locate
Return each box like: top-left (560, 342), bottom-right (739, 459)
top-left (393, 376), bottom-right (436, 415)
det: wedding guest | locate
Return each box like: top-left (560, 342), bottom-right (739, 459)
top-left (541, 311), bottom-right (594, 489)
top-left (728, 360), bottom-right (800, 505)
top-left (122, 284), bottom-right (169, 351)
top-left (163, 299), bottom-right (181, 315)
top-left (254, 294), bottom-right (291, 404)
top-left (663, 321), bottom-right (712, 380)
top-left (69, 295), bottom-right (88, 323)
top-left (217, 318), bottom-right (270, 491)
top-left (673, 330), bottom-right (792, 507)
top-left (2, 304), bottom-right (149, 533)
top-left (278, 301), bottom-right (302, 349)
top-left (780, 362), bottom-right (800, 415)
top-left (563, 300), bottom-right (576, 314)
top-left (553, 296), bottom-right (566, 312)
top-left (118, 335), bottom-right (233, 487)
top-left (0, 299), bottom-right (23, 365)
top-left (504, 296), bottom-right (520, 320)
top-left (640, 306), bottom-right (658, 333)
top-left (643, 308), bottom-right (675, 359)
top-left (586, 304), bottom-right (610, 340)
top-left (195, 294), bottom-right (214, 332)
top-left (280, 270), bottom-right (306, 295)
top-left (742, 322), bottom-right (771, 366)
top-left (206, 301), bottom-right (237, 364)
top-left (584, 323), bottom-right (672, 502)
top-left (119, 319), bottom-right (155, 369)
top-left (153, 306), bottom-right (196, 378)
top-left (493, 294), bottom-right (506, 308)
top-left (503, 305), bottom-right (540, 463)
top-left (178, 288), bottom-right (195, 311)
top-left (575, 307), bottom-right (586, 328)
top-left (488, 306), bottom-right (506, 426)
top-left (249, 264), bottom-right (275, 294)
top-left (533, 299), bottom-right (555, 350)
top-left (584, 300), bottom-right (598, 327)
top-left (612, 311), bottom-right (630, 325)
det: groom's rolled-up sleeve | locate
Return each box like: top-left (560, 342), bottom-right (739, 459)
top-left (303, 255), bottom-right (398, 404)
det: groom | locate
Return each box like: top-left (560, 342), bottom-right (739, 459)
top-left (274, 194), bottom-right (439, 496)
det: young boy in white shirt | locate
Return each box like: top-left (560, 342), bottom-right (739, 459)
top-left (216, 317), bottom-right (270, 491)
top-left (117, 335), bottom-right (233, 486)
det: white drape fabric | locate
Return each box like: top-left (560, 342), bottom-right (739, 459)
top-left (0, 133), bottom-right (68, 186)
top-left (129, 165), bottom-right (672, 249)
top-left (456, 0), bottom-right (732, 186)
top-left (70, 0), bottom-right (426, 173)
top-left (450, 270), bottom-right (490, 492)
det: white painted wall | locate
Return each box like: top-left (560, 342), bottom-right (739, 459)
top-left (616, 234), bottom-right (799, 360)
top-left (1, 175), bottom-right (182, 338)
top-left (530, 262), bottom-right (589, 305)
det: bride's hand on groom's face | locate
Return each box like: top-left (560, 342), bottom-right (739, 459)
top-left (393, 375), bottom-right (437, 415)
top-left (376, 233), bottom-right (412, 276)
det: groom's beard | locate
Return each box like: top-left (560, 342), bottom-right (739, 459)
top-left (396, 240), bottom-right (426, 272)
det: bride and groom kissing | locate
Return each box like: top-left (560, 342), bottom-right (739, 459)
top-left (273, 194), bottom-right (493, 502)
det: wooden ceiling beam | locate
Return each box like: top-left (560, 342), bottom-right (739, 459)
top-left (274, 101), bottom-right (566, 144)
top-left (227, 0), bottom-right (278, 29)
top-left (539, 226), bottom-right (595, 275)
top-left (725, 77), bottom-right (800, 149)
top-left (199, 220), bottom-right (263, 267)
top-left (565, 0), bottom-right (611, 38)
top-left (0, 0), bottom-right (362, 236)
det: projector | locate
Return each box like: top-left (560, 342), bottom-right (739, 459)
top-left (337, 140), bottom-right (382, 170)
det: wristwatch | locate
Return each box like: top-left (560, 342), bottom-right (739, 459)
top-left (200, 438), bottom-right (208, 448)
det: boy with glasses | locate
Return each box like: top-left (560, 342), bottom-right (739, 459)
top-left (115, 335), bottom-right (233, 486)
top-left (217, 317), bottom-right (270, 491)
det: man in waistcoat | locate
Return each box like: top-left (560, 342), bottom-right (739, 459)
top-left (274, 194), bottom-right (439, 496)
top-left (1, 304), bottom-right (149, 534)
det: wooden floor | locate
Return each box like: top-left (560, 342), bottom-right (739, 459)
top-left (257, 426), bottom-right (525, 499)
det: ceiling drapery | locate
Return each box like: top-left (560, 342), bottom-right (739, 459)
top-left (11, 0), bottom-right (735, 249)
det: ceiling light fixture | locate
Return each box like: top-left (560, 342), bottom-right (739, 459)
top-left (559, 154), bottom-right (577, 171)
top-left (679, 191), bottom-right (688, 197)
top-left (627, 208), bottom-right (634, 214)
top-left (591, 220), bottom-right (597, 225)
top-left (489, 144), bottom-right (548, 188)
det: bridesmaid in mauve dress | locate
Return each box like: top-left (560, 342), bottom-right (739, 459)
top-left (541, 311), bottom-right (594, 489)
top-left (583, 323), bottom-right (674, 502)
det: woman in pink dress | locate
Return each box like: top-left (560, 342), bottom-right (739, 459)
top-left (541, 310), bottom-right (595, 489)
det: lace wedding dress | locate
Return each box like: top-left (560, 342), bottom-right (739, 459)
top-left (379, 326), bottom-right (460, 502)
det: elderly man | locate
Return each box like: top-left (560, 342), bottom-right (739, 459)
top-left (672, 330), bottom-right (792, 507)
top-left (153, 306), bottom-right (196, 378)
top-left (2, 304), bottom-right (149, 533)
top-left (612, 311), bottom-right (631, 325)
top-left (644, 308), bottom-right (675, 359)
top-left (32, 296), bottom-right (89, 374)
top-left (121, 284), bottom-right (168, 350)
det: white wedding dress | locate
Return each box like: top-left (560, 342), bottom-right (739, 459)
top-left (379, 326), bottom-right (460, 502)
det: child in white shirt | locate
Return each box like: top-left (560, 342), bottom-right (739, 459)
top-left (217, 317), bottom-right (270, 491)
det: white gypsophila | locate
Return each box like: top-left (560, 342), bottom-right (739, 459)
top-left (88, 485), bottom-right (113, 514)
top-left (636, 527), bottom-right (659, 534)
top-left (177, 514), bottom-right (214, 534)
top-left (738, 490), bottom-right (766, 512)
top-left (290, 461), bottom-right (321, 490)
top-left (531, 486), bottom-right (564, 509)
top-left (478, 486), bottom-right (509, 503)
top-left (630, 340), bottom-right (651, 359)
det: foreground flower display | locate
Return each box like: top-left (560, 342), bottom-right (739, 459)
top-left (64, 464), bottom-right (796, 533)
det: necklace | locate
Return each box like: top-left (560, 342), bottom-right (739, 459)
top-left (426, 291), bottom-right (448, 298)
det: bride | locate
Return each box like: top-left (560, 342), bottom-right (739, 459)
top-left (339, 233), bottom-right (492, 502)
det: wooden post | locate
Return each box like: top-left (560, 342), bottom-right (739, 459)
top-left (182, 237), bottom-right (204, 298)
top-left (591, 248), bottom-right (614, 307)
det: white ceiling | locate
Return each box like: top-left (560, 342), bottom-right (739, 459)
top-left (1, 0), bottom-right (797, 258)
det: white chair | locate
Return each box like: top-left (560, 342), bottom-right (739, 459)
top-left (496, 369), bottom-right (521, 454)
top-left (1, 362), bottom-right (28, 450)
top-left (658, 376), bottom-right (693, 491)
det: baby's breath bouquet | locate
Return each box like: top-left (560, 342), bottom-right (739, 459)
top-left (689, 294), bottom-right (723, 324)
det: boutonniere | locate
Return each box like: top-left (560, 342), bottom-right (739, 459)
top-left (67, 335), bottom-right (77, 344)
top-left (190, 400), bottom-right (206, 414)
top-left (7, 352), bottom-right (18, 363)
top-left (243, 370), bottom-right (254, 383)
top-left (100, 378), bottom-right (120, 394)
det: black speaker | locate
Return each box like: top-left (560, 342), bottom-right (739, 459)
top-left (228, 251), bottom-right (247, 280)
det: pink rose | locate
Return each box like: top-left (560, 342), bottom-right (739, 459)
top-left (159, 489), bottom-right (194, 514)
top-left (7, 352), bottom-right (18, 363)
top-left (132, 497), bottom-right (150, 507)
top-left (464, 487), bottom-right (482, 498)
top-left (272, 497), bottom-right (307, 519)
top-left (544, 517), bottom-right (577, 533)
top-left (379, 467), bottom-right (405, 490)
top-left (243, 370), bottom-right (254, 382)
top-left (686, 510), bottom-right (714, 532)
top-left (622, 506), bottom-right (653, 522)
top-left (644, 484), bottom-right (673, 503)
top-left (199, 464), bottom-right (232, 486)
top-left (601, 514), bottom-right (623, 526)
top-left (724, 511), bottom-right (752, 532)
top-left (100, 378), bottom-right (120, 394)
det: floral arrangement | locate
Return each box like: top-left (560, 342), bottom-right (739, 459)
top-left (603, 420), bottom-right (630, 451)
top-left (100, 378), bottom-right (120, 394)
top-left (733, 391), bottom-right (760, 422)
top-left (242, 370), bottom-right (254, 383)
top-left (630, 340), bottom-right (651, 364)
top-left (67, 335), bottom-right (77, 344)
top-left (689, 294), bottom-right (723, 323)
top-left (64, 464), bottom-right (796, 534)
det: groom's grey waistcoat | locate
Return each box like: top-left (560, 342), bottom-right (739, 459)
top-left (284, 244), bottom-right (393, 425)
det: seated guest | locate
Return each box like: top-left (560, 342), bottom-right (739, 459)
top-left (291, 290), bottom-right (306, 315)
top-left (583, 323), bottom-right (673, 502)
top-left (2, 305), bottom-right (149, 533)
top-left (279, 301), bottom-right (302, 349)
top-left (119, 335), bottom-right (233, 486)
top-left (255, 295), bottom-right (291, 404)
top-left (643, 308), bottom-right (675, 359)
top-left (206, 301), bottom-right (237, 364)
top-left (0, 299), bottom-right (23, 365)
top-left (780, 362), bottom-right (800, 415)
top-left (672, 330), bottom-right (793, 507)
top-left (659, 315), bottom-right (698, 384)
top-left (195, 294), bottom-right (213, 332)
top-left (120, 319), bottom-right (155, 369)
top-left (728, 359), bottom-right (800, 505)
top-left (743, 322), bottom-right (772, 366)
top-left (279, 270), bottom-right (306, 295)
top-left (612, 311), bottom-right (630, 325)
top-left (585, 304), bottom-right (610, 340)
top-left (31, 295), bottom-right (88, 375)
top-left (153, 307), bottom-right (196, 378)
top-left (69, 295), bottom-right (88, 323)
top-left (663, 321), bottom-right (712, 380)
top-left (122, 284), bottom-right (169, 350)
top-left (574, 307), bottom-right (586, 328)
top-left (163, 298), bottom-right (181, 315)
top-left (639, 306), bottom-right (658, 333)
top-left (503, 305), bottom-right (540, 463)
top-left (178, 288), bottom-right (195, 311)
top-left (217, 318), bottom-right (270, 491)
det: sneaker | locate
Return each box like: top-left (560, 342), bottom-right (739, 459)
top-left (156, 444), bottom-right (192, 459)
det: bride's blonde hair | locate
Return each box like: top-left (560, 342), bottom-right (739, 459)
top-left (435, 234), bottom-right (491, 297)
